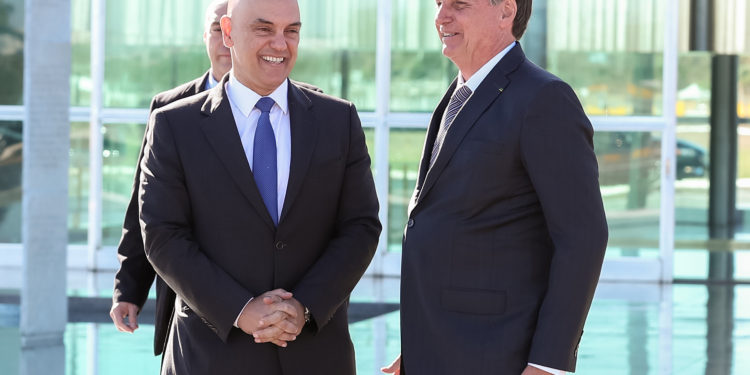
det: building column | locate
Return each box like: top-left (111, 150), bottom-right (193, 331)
top-left (20, 0), bottom-right (72, 374)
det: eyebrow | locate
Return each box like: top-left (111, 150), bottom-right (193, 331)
top-left (253, 18), bottom-right (302, 28)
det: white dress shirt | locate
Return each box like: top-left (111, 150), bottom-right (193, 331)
top-left (225, 71), bottom-right (291, 220)
top-left (226, 72), bottom-right (292, 327)
top-left (457, 41), bottom-right (566, 375)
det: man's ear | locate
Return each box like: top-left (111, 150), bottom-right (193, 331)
top-left (499, 0), bottom-right (517, 25)
top-left (220, 15), bottom-right (233, 48)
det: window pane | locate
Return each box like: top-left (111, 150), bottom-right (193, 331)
top-left (70, 0), bottom-right (92, 107)
top-left (294, 0), bottom-right (377, 110)
top-left (102, 123), bottom-right (145, 246)
top-left (0, 121), bottom-right (22, 243)
top-left (738, 123), bottom-right (750, 239)
top-left (547, 0), bottom-right (665, 116)
top-left (0, 0), bottom-right (24, 105)
top-left (69, 122), bottom-right (89, 244)
top-left (596, 131), bottom-right (662, 258)
top-left (390, 0), bottom-right (455, 112)
top-left (741, 56), bottom-right (750, 118)
top-left (103, 0), bottom-right (210, 108)
top-left (387, 128), bottom-right (424, 252)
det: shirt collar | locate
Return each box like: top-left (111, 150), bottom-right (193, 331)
top-left (206, 72), bottom-right (219, 90)
top-left (458, 41), bottom-right (516, 92)
top-left (226, 71), bottom-right (289, 117)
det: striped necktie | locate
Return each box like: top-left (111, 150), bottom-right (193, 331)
top-left (429, 84), bottom-right (473, 168)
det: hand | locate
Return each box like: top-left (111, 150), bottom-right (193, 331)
top-left (252, 297), bottom-right (305, 346)
top-left (109, 301), bottom-right (139, 333)
top-left (381, 354), bottom-right (401, 374)
top-left (521, 365), bottom-right (553, 375)
top-left (236, 289), bottom-right (296, 346)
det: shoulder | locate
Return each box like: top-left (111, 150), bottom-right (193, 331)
top-left (151, 73), bottom-right (208, 110)
top-left (290, 79), bottom-right (323, 93)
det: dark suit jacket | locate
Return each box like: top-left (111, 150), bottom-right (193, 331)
top-left (400, 44), bottom-right (608, 374)
top-left (139, 75), bottom-right (381, 374)
top-left (112, 72), bottom-right (325, 356)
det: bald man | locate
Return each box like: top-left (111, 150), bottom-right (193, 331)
top-left (138, 0), bottom-right (380, 373)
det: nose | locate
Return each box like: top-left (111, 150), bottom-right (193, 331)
top-left (270, 31), bottom-right (288, 51)
top-left (435, 3), bottom-right (451, 26)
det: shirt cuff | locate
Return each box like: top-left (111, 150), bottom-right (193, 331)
top-left (233, 297), bottom-right (254, 328)
top-left (528, 363), bottom-right (566, 375)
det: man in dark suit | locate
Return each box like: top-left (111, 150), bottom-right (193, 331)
top-left (109, 0), bottom-right (323, 358)
top-left (139, 0), bottom-right (380, 373)
top-left (109, 0), bottom-right (232, 354)
top-left (383, 1), bottom-right (608, 374)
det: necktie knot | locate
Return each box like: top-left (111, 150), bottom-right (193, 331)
top-left (255, 97), bottom-right (275, 113)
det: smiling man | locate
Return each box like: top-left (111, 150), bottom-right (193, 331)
top-left (138, 0), bottom-right (381, 373)
top-left (384, 0), bottom-right (608, 374)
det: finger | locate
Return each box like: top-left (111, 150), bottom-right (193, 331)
top-left (257, 310), bottom-right (289, 329)
top-left (256, 331), bottom-right (297, 344)
top-left (265, 288), bottom-right (293, 299)
top-left (269, 338), bottom-right (289, 348)
top-left (272, 318), bottom-right (302, 335)
top-left (262, 295), bottom-right (283, 305)
top-left (110, 307), bottom-right (134, 333)
top-left (253, 325), bottom-right (284, 342)
top-left (126, 305), bottom-right (139, 331)
top-left (381, 356), bottom-right (401, 374)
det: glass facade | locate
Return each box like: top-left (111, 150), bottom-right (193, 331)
top-left (1, 0), bottom-right (750, 279)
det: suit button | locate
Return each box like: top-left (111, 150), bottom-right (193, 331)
top-left (407, 219), bottom-right (415, 228)
top-left (275, 241), bottom-right (286, 250)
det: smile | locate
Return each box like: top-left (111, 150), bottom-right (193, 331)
top-left (262, 56), bottom-right (284, 64)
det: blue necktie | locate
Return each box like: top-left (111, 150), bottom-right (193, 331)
top-left (253, 97), bottom-right (278, 225)
top-left (429, 84), bottom-right (473, 168)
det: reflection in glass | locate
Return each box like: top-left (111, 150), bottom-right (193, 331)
top-left (595, 131), bottom-right (661, 257)
top-left (548, 52), bottom-right (663, 116)
top-left (390, 0), bottom-right (456, 112)
top-left (387, 128), bottom-right (425, 252)
top-left (294, 0), bottom-right (377, 110)
top-left (0, 121), bottom-right (22, 243)
top-left (102, 124), bottom-right (146, 246)
top-left (70, 0), bottom-right (92, 107)
top-left (69, 123), bottom-right (89, 244)
top-left (0, 0), bottom-right (24, 105)
top-left (738, 124), bottom-right (750, 240)
top-left (102, 1), bottom-right (211, 108)
top-left (741, 56), bottom-right (750, 118)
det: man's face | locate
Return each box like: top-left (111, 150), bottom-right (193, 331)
top-left (221, 0), bottom-right (300, 95)
top-left (204, 2), bottom-right (231, 80)
top-left (435, 0), bottom-right (515, 77)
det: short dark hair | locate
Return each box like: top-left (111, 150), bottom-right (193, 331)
top-left (491, 0), bottom-right (532, 40)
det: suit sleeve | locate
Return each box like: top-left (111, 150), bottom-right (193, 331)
top-left (520, 81), bottom-right (608, 372)
top-left (139, 110), bottom-right (253, 342)
top-left (291, 103), bottom-right (381, 332)
top-left (111, 97), bottom-right (164, 309)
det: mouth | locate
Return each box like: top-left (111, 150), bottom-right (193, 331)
top-left (261, 56), bottom-right (285, 64)
top-left (441, 32), bottom-right (458, 38)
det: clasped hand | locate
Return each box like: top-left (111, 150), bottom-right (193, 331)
top-left (237, 288), bottom-right (305, 347)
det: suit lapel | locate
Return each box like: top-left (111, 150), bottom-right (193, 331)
top-left (280, 81), bottom-right (317, 222)
top-left (412, 44), bottom-right (525, 213)
top-left (190, 71), bottom-right (210, 96)
top-left (199, 75), bottom-right (276, 230)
